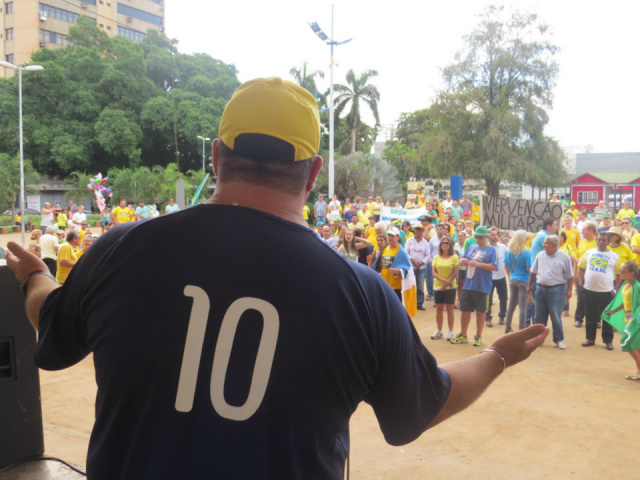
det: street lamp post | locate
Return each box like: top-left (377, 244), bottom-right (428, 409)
top-left (0, 61), bottom-right (44, 247)
top-left (310, 5), bottom-right (351, 197)
top-left (197, 136), bottom-right (211, 173)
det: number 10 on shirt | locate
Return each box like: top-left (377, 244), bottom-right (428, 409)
top-left (175, 286), bottom-right (280, 421)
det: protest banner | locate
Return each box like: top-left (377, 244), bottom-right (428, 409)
top-left (481, 195), bottom-right (564, 232)
top-left (381, 206), bottom-right (427, 223)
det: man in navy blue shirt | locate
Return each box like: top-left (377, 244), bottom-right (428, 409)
top-left (7, 77), bottom-right (548, 479)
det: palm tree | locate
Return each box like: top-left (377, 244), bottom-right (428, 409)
top-left (289, 62), bottom-right (325, 107)
top-left (334, 69), bottom-right (381, 154)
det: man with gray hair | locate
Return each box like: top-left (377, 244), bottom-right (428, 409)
top-left (528, 235), bottom-right (574, 349)
top-left (40, 202), bottom-right (54, 233)
top-left (40, 225), bottom-right (59, 276)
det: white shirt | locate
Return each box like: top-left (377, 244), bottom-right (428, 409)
top-left (429, 235), bottom-right (443, 259)
top-left (531, 249), bottom-right (574, 286)
top-left (72, 212), bottom-right (87, 226)
top-left (40, 233), bottom-right (58, 260)
top-left (405, 236), bottom-right (431, 270)
top-left (41, 210), bottom-right (53, 227)
top-left (581, 248), bottom-right (619, 292)
top-left (491, 242), bottom-right (508, 280)
top-left (165, 204), bottom-right (180, 214)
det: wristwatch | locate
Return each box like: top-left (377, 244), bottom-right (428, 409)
top-left (21, 270), bottom-right (58, 296)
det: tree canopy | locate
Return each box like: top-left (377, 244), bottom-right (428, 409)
top-left (387, 5), bottom-right (567, 195)
top-left (0, 18), bottom-right (239, 179)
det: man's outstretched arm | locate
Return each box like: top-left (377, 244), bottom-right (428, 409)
top-left (6, 241), bottom-right (61, 330)
top-left (428, 324), bottom-right (549, 428)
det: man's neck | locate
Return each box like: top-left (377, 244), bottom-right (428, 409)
top-left (207, 182), bottom-right (307, 226)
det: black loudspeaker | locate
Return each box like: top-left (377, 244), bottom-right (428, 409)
top-left (0, 266), bottom-right (44, 469)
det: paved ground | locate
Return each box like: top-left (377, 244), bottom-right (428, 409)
top-left (2, 231), bottom-right (639, 479)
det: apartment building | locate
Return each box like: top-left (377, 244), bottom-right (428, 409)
top-left (0, 0), bottom-right (165, 76)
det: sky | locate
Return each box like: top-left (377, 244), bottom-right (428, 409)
top-left (164, 0), bottom-right (640, 154)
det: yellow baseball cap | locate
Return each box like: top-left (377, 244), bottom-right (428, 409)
top-left (219, 77), bottom-right (320, 162)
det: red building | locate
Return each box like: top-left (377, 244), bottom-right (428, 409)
top-left (571, 172), bottom-right (640, 212)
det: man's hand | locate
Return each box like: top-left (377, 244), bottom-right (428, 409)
top-left (6, 241), bottom-right (49, 283)
top-left (487, 324), bottom-right (549, 368)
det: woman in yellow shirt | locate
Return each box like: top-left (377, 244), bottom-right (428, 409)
top-left (431, 236), bottom-right (459, 341)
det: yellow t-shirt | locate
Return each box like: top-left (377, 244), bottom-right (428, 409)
top-left (608, 243), bottom-right (634, 265)
top-left (623, 283), bottom-right (633, 313)
top-left (432, 254), bottom-right (460, 290)
top-left (560, 244), bottom-right (576, 259)
top-left (365, 225), bottom-right (378, 244)
top-left (112, 206), bottom-right (134, 223)
top-left (303, 205), bottom-right (310, 221)
top-left (617, 208), bottom-right (635, 221)
top-left (631, 233), bottom-right (640, 267)
top-left (77, 228), bottom-right (86, 243)
top-left (380, 245), bottom-right (402, 290)
top-left (577, 238), bottom-right (597, 263)
top-left (373, 202), bottom-right (383, 215)
top-left (357, 209), bottom-right (372, 224)
top-left (56, 213), bottom-right (67, 228)
top-left (56, 242), bottom-right (77, 284)
top-left (567, 208), bottom-right (580, 221)
top-left (562, 228), bottom-right (580, 250)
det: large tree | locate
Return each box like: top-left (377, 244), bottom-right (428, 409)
top-left (420, 5), bottom-right (567, 196)
top-left (334, 69), bottom-right (381, 154)
top-left (0, 17), bottom-right (239, 178)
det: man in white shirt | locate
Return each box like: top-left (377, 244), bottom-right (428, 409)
top-left (71, 205), bottom-right (87, 230)
top-left (486, 227), bottom-right (508, 328)
top-left (165, 198), bottom-right (180, 214)
top-left (578, 232), bottom-right (621, 350)
top-left (529, 235), bottom-right (574, 349)
top-left (40, 225), bottom-right (59, 276)
top-left (40, 202), bottom-right (54, 234)
top-left (406, 223), bottom-right (431, 310)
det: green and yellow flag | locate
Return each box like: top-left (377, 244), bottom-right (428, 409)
top-left (601, 280), bottom-right (640, 351)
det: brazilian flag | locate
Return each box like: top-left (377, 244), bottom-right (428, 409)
top-left (602, 280), bottom-right (640, 352)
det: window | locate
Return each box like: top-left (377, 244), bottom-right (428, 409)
top-left (5, 28), bottom-right (13, 40)
top-left (5, 54), bottom-right (14, 64)
top-left (5, 2), bottom-right (13, 14)
top-left (577, 191), bottom-right (599, 204)
top-left (117, 25), bottom-right (146, 42)
top-left (40, 29), bottom-right (70, 46)
top-left (117, 3), bottom-right (162, 25)
top-left (40, 3), bottom-right (81, 23)
top-left (82, 0), bottom-right (97, 4)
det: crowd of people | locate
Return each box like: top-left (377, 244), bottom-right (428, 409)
top-left (13, 197), bottom-right (182, 284)
top-left (4, 77), bottom-right (638, 477)
top-left (310, 192), bottom-right (640, 377)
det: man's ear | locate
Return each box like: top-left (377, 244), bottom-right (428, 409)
top-left (212, 139), bottom-right (221, 176)
top-left (305, 155), bottom-right (324, 194)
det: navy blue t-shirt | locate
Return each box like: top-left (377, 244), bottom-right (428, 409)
top-left (36, 205), bottom-right (450, 479)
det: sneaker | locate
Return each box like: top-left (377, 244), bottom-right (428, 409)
top-left (430, 330), bottom-right (443, 340)
top-left (473, 335), bottom-right (483, 347)
top-left (563, 311), bottom-right (569, 317)
top-left (505, 327), bottom-right (513, 334)
top-left (450, 334), bottom-right (468, 344)
top-left (574, 320), bottom-right (583, 328)
top-left (556, 341), bottom-right (567, 350)
top-left (498, 318), bottom-right (505, 325)
top-left (425, 295), bottom-right (434, 301)
top-left (417, 305), bottom-right (426, 310)
top-left (447, 331), bottom-right (455, 342)
top-left (486, 319), bottom-right (493, 328)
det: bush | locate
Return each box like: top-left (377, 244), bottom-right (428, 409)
top-left (0, 215), bottom-right (12, 226)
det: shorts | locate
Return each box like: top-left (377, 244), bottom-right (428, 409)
top-left (434, 289), bottom-right (456, 305)
top-left (458, 269), bottom-right (467, 282)
top-left (460, 289), bottom-right (489, 314)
